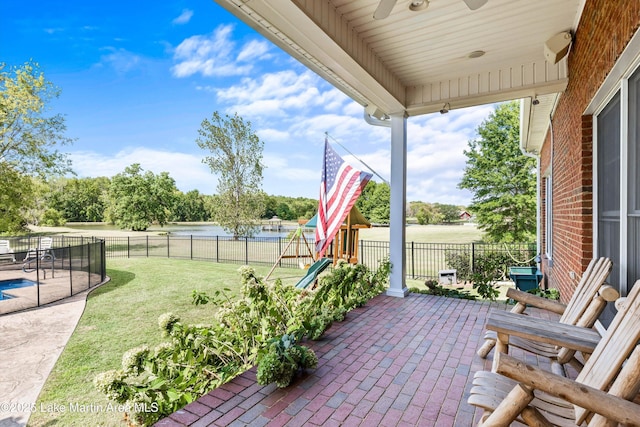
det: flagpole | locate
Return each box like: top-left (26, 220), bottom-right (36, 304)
top-left (325, 131), bottom-right (389, 185)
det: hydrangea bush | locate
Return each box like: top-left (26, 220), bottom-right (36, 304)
top-left (95, 258), bottom-right (390, 425)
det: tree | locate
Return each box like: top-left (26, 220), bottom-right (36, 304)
top-left (106, 164), bottom-right (177, 231)
top-left (414, 203), bottom-right (443, 225)
top-left (458, 101), bottom-right (536, 242)
top-left (356, 181), bottom-right (391, 224)
top-left (47, 177), bottom-right (110, 222)
top-left (197, 112), bottom-right (265, 239)
top-left (0, 167), bottom-right (33, 232)
top-left (172, 190), bottom-right (208, 222)
top-left (0, 61), bottom-right (73, 232)
top-left (434, 203), bottom-right (460, 223)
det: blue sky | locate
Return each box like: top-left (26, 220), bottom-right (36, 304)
top-left (4, 1), bottom-right (495, 206)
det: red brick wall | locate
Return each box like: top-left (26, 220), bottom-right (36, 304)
top-left (539, 0), bottom-right (640, 303)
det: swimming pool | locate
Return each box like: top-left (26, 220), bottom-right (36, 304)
top-left (0, 278), bottom-right (37, 300)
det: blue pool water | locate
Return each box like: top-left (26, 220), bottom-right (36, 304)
top-left (0, 278), bottom-right (37, 300)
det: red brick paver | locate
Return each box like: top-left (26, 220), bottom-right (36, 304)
top-left (156, 293), bottom-right (557, 426)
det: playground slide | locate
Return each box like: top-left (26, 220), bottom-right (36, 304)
top-left (295, 258), bottom-right (332, 289)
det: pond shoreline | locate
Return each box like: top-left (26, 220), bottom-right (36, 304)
top-left (26, 222), bottom-right (484, 244)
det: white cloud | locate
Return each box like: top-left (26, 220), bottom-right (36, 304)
top-left (171, 25), bottom-right (268, 78)
top-left (236, 39), bottom-right (270, 62)
top-left (342, 149), bottom-right (390, 184)
top-left (213, 70), bottom-right (356, 124)
top-left (97, 47), bottom-right (143, 74)
top-left (216, 70), bottom-right (321, 106)
top-left (44, 27), bottom-right (64, 34)
top-left (69, 148), bottom-right (216, 193)
top-left (172, 9), bottom-right (193, 25)
top-left (263, 153), bottom-right (317, 182)
top-left (257, 128), bottom-right (290, 143)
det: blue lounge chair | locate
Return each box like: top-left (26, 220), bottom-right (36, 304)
top-left (295, 258), bottom-right (332, 289)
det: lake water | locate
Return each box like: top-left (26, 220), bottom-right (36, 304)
top-left (65, 223), bottom-right (314, 239)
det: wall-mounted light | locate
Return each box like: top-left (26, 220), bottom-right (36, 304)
top-left (544, 31), bottom-right (572, 64)
top-left (440, 103), bottom-right (450, 114)
top-left (365, 103), bottom-right (389, 120)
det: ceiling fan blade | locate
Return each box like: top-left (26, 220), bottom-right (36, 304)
top-left (373, 0), bottom-right (397, 20)
top-left (463, 0), bottom-right (488, 10)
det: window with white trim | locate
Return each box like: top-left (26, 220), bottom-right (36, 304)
top-left (594, 65), bottom-right (640, 295)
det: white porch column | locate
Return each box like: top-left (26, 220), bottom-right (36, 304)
top-left (387, 113), bottom-right (410, 297)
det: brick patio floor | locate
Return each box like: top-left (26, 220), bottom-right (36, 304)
top-left (155, 293), bottom-right (559, 427)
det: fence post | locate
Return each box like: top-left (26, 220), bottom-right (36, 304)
top-left (146, 236), bottom-right (149, 258)
top-left (245, 237), bottom-right (249, 265)
top-left (411, 241), bottom-right (415, 279)
top-left (87, 242), bottom-right (91, 289)
top-left (36, 254), bottom-right (40, 307)
top-left (278, 237), bottom-right (282, 267)
top-left (190, 235), bottom-right (193, 260)
top-left (471, 242), bottom-right (476, 274)
top-left (216, 236), bottom-right (219, 263)
top-left (167, 234), bottom-right (170, 258)
top-left (69, 245), bottom-right (73, 294)
top-left (102, 240), bottom-right (106, 281)
top-left (127, 236), bottom-right (130, 258)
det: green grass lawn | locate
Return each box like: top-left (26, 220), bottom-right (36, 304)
top-left (29, 258), bottom-right (299, 427)
top-left (361, 223), bottom-right (484, 243)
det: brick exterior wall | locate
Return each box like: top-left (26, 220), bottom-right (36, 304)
top-left (539, 0), bottom-right (640, 303)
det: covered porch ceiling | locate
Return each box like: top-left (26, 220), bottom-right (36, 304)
top-left (214, 0), bottom-right (585, 153)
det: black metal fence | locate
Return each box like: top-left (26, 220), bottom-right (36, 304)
top-left (0, 234), bottom-right (535, 314)
top-left (0, 236), bottom-right (106, 315)
top-left (357, 240), bottom-right (537, 281)
top-left (98, 235), bottom-right (536, 281)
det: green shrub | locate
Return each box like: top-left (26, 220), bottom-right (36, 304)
top-left (410, 279), bottom-right (477, 300)
top-left (256, 334), bottom-right (318, 388)
top-left (41, 208), bottom-right (65, 226)
top-left (445, 246), bottom-right (537, 283)
top-left (95, 259), bottom-right (390, 425)
top-left (444, 250), bottom-right (472, 281)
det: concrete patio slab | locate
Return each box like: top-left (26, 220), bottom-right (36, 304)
top-left (0, 284), bottom-right (104, 427)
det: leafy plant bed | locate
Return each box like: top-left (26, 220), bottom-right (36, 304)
top-left (410, 279), bottom-right (476, 299)
top-left (95, 259), bottom-right (390, 425)
top-left (408, 278), bottom-right (515, 302)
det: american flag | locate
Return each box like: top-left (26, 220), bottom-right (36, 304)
top-left (315, 139), bottom-right (372, 257)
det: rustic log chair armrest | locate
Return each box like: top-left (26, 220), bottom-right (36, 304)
top-left (506, 287), bottom-right (567, 315)
top-left (492, 352), bottom-right (640, 426)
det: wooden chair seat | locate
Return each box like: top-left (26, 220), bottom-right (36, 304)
top-left (483, 330), bottom-right (566, 358)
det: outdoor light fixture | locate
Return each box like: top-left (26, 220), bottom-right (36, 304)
top-left (544, 31), bottom-right (572, 64)
top-left (440, 103), bottom-right (450, 114)
top-left (409, 0), bottom-right (428, 12)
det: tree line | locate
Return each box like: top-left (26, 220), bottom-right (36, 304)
top-left (38, 167), bottom-right (322, 230)
top-left (33, 169), bottom-right (465, 230)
